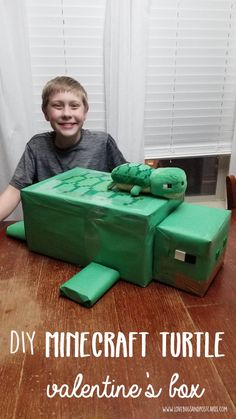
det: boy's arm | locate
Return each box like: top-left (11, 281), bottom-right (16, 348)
top-left (0, 185), bottom-right (21, 221)
top-left (107, 134), bottom-right (127, 171)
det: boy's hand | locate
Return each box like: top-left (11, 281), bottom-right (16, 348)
top-left (0, 185), bottom-right (21, 221)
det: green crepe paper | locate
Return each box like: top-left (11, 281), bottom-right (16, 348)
top-left (153, 203), bottom-right (231, 289)
top-left (6, 221), bottom-right (26, 241)
top-left (21, 167), bottom-right (182, 287)
top-left (60, 262), bottom-right (120, 307)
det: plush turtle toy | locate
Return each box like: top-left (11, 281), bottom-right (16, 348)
top-left (108, 163), bottom-right (187, 199)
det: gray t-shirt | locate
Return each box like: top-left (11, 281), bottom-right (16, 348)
top-left (10, 129), bottom-right (126, 190)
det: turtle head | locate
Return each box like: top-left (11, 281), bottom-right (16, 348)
top-left (150, 167), bottom-right (187, 199)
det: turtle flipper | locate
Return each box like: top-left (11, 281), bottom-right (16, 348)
top-left (130, 185), bottom-right (142, 196)
top-left (6, 221), bottom-right (26, 241)
top-left (107, 181), bottom-right (118, 191)
top-left (60, 262), bottom-right (120, 307)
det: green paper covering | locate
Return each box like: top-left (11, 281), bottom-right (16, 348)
top-left (6, 221), bottom-right (26, 241)
top-left (60, 262), bottom-right (120, 307)
top-left (153, 203), bottom-right (231, 295)
top-left (21, 167), bottom-right (182, 287)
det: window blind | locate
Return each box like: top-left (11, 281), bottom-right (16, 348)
top-left (25, 0), bottom-right (106, 134)
top-left (144, 0), bottom-right (236, 159)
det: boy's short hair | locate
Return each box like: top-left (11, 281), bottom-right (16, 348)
top-left (42, 76), bottom-right (89, 111)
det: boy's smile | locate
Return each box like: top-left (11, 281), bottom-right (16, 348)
top-left (44, 91), bottom-right (88, 148)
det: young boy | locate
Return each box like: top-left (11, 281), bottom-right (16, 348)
top-left (0, 76), bottom-right (126, 221)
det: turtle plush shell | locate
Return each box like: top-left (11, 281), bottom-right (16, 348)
top-left (111, 163), bottom-right (154, 188)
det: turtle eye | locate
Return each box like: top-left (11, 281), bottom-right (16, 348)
top-left (163, 183), bottom-right (172, 189)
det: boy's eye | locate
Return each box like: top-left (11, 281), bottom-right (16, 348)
top-left (71, 103), bottom-right (80, 109)
top-left (52, 103), bottom-right (63, 109)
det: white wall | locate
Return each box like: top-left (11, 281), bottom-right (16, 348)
top-left (229, 130), bottom-right (236, 173)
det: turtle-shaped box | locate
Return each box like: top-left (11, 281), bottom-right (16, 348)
top-left (7, 166), bottom-right (231, 306)
top-left (20, 167), bottom-right (182, 288)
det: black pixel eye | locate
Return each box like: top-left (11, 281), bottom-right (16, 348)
top-left (185, 254), bottom-right (197, 264)
top-left (163, 183), bottom-right (172, 189)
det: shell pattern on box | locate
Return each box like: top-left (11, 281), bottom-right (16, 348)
top-left (7, 165), bottom-right (231, 307)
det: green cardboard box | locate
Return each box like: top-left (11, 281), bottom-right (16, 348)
top-left (153, 203), bottom-right (231, 295)
top-left (21, 167), bottom-right (181, 287)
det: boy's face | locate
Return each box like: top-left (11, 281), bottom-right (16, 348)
top-left (43, 90), bottom-right (88, 143)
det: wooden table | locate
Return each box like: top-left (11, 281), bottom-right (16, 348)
top-left (0, 211), bottom-right (236, 419)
